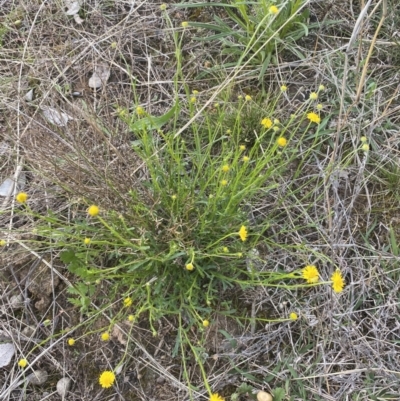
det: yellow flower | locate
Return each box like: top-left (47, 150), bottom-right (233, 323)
top-left (123, 297), bottom-right (132, 307)
top-left (261, 118), bottom-right (272, 128)
top-left (128, 315), bottom-right (135, 322)
top-left (276, 137), bottom-right (287, 147)
top-left (160, 3), bottom-right (167, 10)
top-left (185, 263), bottom-right (194, 271)
top-left (269, 5), bottom-right (279, 14)
top-left (202, 320), bottom-right (210, 327)
top-left (88, 205), bottom-right (99, 216)
top-left (181, 21), bottom-right (189, 28)
top-left (361, 144), bottom-right (369, 152)
top-left (0, 240), bottom-right (6, 246)
top-left (99, 371), bottom-right (115, 388)
top-left (302, 265), bottom-right (319, 283)
top-left (242, 156), bottom-right (250, 162)
top-left (16, 192), bottom-right (28, 203)
top-left (18, 359), bottom-right (28, 368)
top-left (360, 136), bottom-right (367, 142)
top-left (68, 338), bottom-right (75, 346)
top-left (309, 92), bottom-right (318, 100)
top-left (136, 106), bottom-right (145, 116)
top-left (239, 145), bottom-right (246, 151)
top-left (210, 393), bottom-right (225, 401)
top-left (226, 129), bottom-right (232, 134)
top-left (222, 164), bottom-right (230, 173)
top-left (84, 238), bottom-right (91, 245)
top-left (331, 270), bottom-right (345, 293)
top-left (101, 332), bottom-right (110, 341)
top-left (245, 95), bottom-right (252, 101)
top-left (307, 112), bottom-right (321, 124)
top-left (190, 96), bottom-right (196, 104)
top-left (239, 225), bottom-right (248, 241)
top-left (289, 312), bottom-right (298, 321)
top-left (318, 84), bottom-right (325, 91)
top-left (221, 179), bottom-right (228, 186)
top-left (171, 194), bottom-right (177, 200)
top-left (280, 85), bottom-right (287, 92)
top-left (192, 90), bottom-right (199, 95)
top-left (316, 103), bottom-right (323, 110)
top-left (222, 247), bottom-right (229, 253)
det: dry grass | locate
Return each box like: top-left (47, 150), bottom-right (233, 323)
top-left (1, 0), bottom-right (400, 400)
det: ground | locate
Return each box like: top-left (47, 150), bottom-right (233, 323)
top-left (1, 1), bottom-right (400, 401)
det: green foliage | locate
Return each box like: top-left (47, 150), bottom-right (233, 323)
top-left (176, 0), bottom-right (312, 79)
top-left (26, 88), bottom-right (332, 335)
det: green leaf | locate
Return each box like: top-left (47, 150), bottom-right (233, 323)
top-left (130, 101), bottom-right (179, 133)
top-left (60, 250), bottom-right (77, 264)
top-left (258, 52), bottom-right (272, 80)
top-left (272, 388), bottom-right (285, 401)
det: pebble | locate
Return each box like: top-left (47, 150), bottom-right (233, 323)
top-left (257, 391), bottom-right (273, 401)
top-left (57, 377), bottom-right (72, 397)
top-left (27, 370), bottom-right (48, 385)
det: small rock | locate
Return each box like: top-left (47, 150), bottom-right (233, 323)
top-left (73, 14), bottom-right (84, 24)
top-left (42, 106), bottom-right (73, 126)
top-left (0, 178), bottom-right (14, 197)
top-left (57, 377), bottom-right (72, 397)
top-left (9, 294), bottom-right (24, 310)
top-left (65, 1), bottom-right (80, 15)
top-left (24, 89), bottom-right (34, 102)
top-left (257, 391), bottom-right (273, 401)
top-left (88, 63), bottom-right (110, 89)
top-left (0, 342), bottom-right (15, 368)
top-left (27, 370), bottom-right (48, 385)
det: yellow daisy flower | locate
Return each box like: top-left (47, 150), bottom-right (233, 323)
top-left (302, 265), bottom-right (319, 283)
top-left (269, 5), bottom-right (279, 14)
top-left (210, 394), bottom-right (224, 401)
top-left (16, 192), bottom-right (28, 203)
top-left (307, 112), bottom-right (321, 124)
top-left (276, 137), bottom-right (287, 147)
top-left (239, 225), bottom-right (248, 241)
top-left (331, 270), bottom-right (345, 293)
top-left (261, 118), bottom-right (273, 129)
top-left (99, 371), bottom-right (115, 388)
top-left (123, 297), bottom-right (133, 307)
top-left (185, 263), bottom-right (194, 271)
top-left (88, 205), bottom-right (99, 216)
top-left (18, 359), bottom-right (28, 368)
